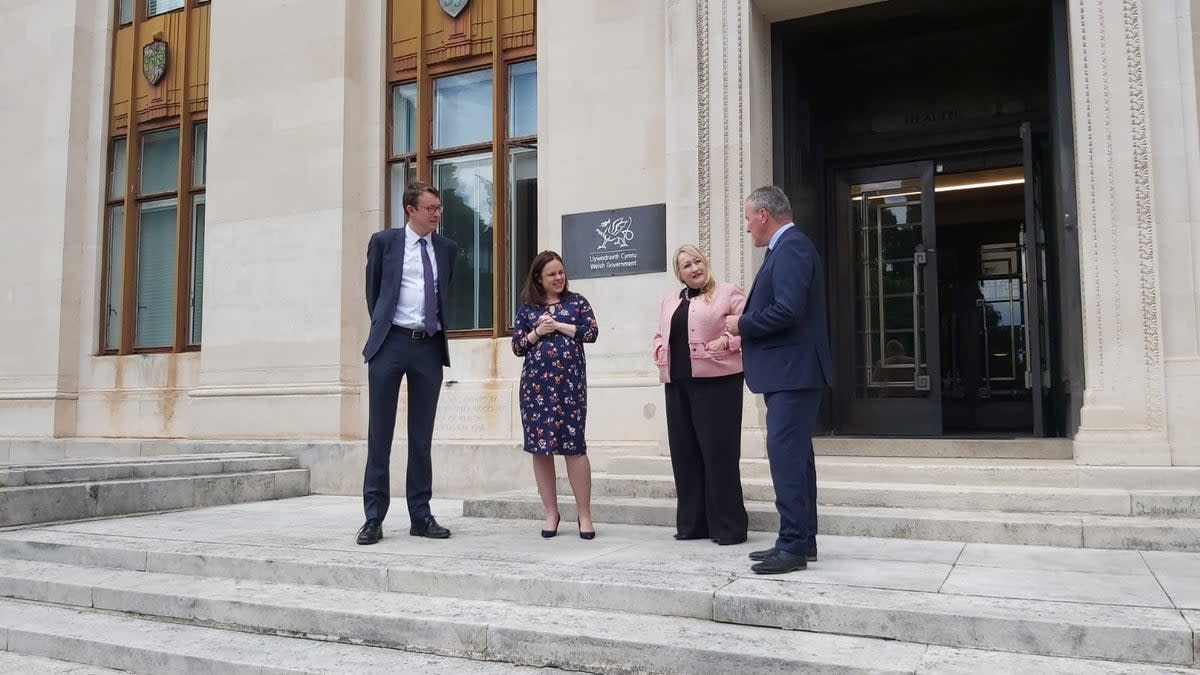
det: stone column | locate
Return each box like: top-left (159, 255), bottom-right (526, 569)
top-left (1067, 0), bottom-right (1172, 464)
top-left (671, 0), bottom-right (772, 455)
top-left (187, 0), bottom-right (383, 439)
top-left (0, 0), bottom-right (110, 438)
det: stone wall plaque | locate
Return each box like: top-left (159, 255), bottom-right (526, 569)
top-left (562, 203), bottom-right (667, 279)
top-left (396, 384), bottom-right (512, 440)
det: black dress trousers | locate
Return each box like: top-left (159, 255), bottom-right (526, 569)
top-left (664, 372), bottom-right (748, 541)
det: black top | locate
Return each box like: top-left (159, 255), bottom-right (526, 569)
top-left (669, 286), bottom-right (703, 382)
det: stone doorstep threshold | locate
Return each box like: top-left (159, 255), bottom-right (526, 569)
top-left (0, 529), bottom-right (1195, 667)
top-left (0, 558), bottom-right (1191, 674)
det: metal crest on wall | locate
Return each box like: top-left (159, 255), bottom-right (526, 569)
top-left (439, 0), bottom-right (469, 18)
top-left (142, 39), bottom-right (168, 86)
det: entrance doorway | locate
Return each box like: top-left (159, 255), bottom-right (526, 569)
top-left (834, 135), bottom-right (1048, 436)
top-left (773, 0), bottom-right (1082, 438)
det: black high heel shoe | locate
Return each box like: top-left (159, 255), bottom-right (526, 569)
top-left (578, 520), bottom-right (595, 540)
top-left (541, 514), bottom-right (561, 539)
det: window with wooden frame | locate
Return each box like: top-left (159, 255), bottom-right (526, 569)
top-left (387, 0), bottom-right (536, 336)
top-left (100, 0), bottom-right (209, 354)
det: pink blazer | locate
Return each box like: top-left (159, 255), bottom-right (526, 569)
top-left (652, 281), bottom-right (746, 384)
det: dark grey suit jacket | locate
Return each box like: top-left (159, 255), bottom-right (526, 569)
top-left (738, 226), bottom-right (833, 394)
top-left (362, 227), bottom-right (458, 366)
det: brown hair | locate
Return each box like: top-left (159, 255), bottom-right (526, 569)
top-left (402, 181), bottom-right (439, 213)
top-left (519, 250), bottom-right (570, 306)
top-left (672, 244), bottom-right (716, 301)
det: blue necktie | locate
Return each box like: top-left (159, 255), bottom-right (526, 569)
top-left (418, 239), bottom-right (438, 334)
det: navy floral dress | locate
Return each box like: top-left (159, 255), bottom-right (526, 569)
top-left (511, 293), bottom-right (599, 456)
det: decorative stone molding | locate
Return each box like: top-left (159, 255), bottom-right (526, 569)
top-left (696, 0), bottom-right (711, 258)
top-left (1070, 0), bottom-right (1169, 463)
top-left (695, 0), bottom-right (753, 285)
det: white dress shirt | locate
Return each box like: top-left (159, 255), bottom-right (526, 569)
top-left (392, 224), bottom-right (441, 331)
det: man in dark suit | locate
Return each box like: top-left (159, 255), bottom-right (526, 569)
top-left (357, 181), bottom-right (459, 545)
top-left (725, 186), bottom-right (833, 574)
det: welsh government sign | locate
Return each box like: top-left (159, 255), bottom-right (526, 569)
top-left (561, 203), bottom-right (667, 279)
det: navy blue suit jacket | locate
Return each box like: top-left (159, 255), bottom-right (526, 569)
top-left (362, 227), bottom-right (458, 366)
top-left (738, 226), bottom-right (833, 394)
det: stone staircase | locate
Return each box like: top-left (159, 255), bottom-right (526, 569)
top-left (0, 496), bottom-right (1193, 673)
top-left (465, 449), bottom-right (1200, 551)
top-left (0, 452), bottom-right (310, 526)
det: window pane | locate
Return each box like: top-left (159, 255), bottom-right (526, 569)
top-left (508, 148), bottom-right (537, 322)
top-left (189, 195), bottom-right (205, 345)
top-left (192, 122), bottom-right (207, 187)
top-left (508, 61), bottom-right (536, 138)
top-left (103, 206), bottom-right (125, 351)
top-left (389, 161), bottom-right (418, 229)
top-left (140, 128), bottom-right (180, 195)
top-left (118, 0), bottom-right (132, 24)
top-left (434, 70), bottom-right (493, 149)
top-left (109, 138), bottom-right (127, 200)
top-left (135, 198), bottom-right (178, 348)
top-left (433, 153), bottom-right (493, 330)
top-left (391, 83), bottom-right (417, 156)
top-left (147, 0), bottom-right (185, 17)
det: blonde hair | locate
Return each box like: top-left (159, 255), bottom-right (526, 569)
top-left (672, 244), bottom-right (716, 301)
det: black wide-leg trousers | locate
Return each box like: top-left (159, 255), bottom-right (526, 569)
top-left (664, 373), bottom-right (748, 541)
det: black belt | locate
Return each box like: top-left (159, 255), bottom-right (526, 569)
top-left (391, 325), bottom-right (440, 340)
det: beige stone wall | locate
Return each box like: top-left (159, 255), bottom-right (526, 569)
top-left (187, 0), bottom-right (384, 440)
top-left (0, 0), bottom-right (111, 437)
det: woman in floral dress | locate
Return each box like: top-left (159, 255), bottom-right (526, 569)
top-left (511, 251), bottom-right (600, 539)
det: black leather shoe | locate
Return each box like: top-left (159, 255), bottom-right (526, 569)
top-left (356, 519), bottom-right (382, 545)
top-left (749, 547), bottom-right (775, 561)
top-left (409, 515), bottom-right (451, 539)
top-left (751, 549), bottom-right (807, 574)
top-left (712, 534), bottom-right (747, 546)
top-left (750, 545), bottom-right (817, 561)
top-left (674, 532), bottom-right (708, 541)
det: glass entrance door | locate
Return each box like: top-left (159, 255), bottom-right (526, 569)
top-left (834, 162), bottom-right (942, 435)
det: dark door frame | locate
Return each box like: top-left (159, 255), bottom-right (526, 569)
top-left (832, 161), bottom-right (943, 436)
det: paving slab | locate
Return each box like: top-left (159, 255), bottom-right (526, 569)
top-left (1143, 550), bottom-right (1200, 578)
top-left (941, 565), bottom-right (1175, 607)
top-left (957, 542), bottom-right (1153, 575)
top-left (1157, 575), bottom-right (1200, 610)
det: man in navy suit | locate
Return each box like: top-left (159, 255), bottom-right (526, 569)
top-left (358, 181), bottom-right (459, 545)
top-left (725, 186), bottom-right (833, 574)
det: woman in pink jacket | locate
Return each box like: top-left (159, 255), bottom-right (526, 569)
top-left (652, 244), bottom-right (749, 545)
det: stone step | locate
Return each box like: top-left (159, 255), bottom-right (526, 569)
top-left (0, 557), bottom-right (1191, 673)
top-left (0, 649), bottom-right (127, 674)
top-left (0, 453), bottom-right (298, 487)
top-left (465, 491), bottom-right (1200, 550)
top-left (576, 474), bottom-right (1200, 516)
top-left (0, 598), bottom-right (556, 674)
top-left (0, 469), bottom-right (310, 527)
top-left (810, 436), bottom-right (1074, 460)
top-left (0, 530), bottom-right (1193, 667)
top-left (605, 455), bottom-right (1200, 489)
